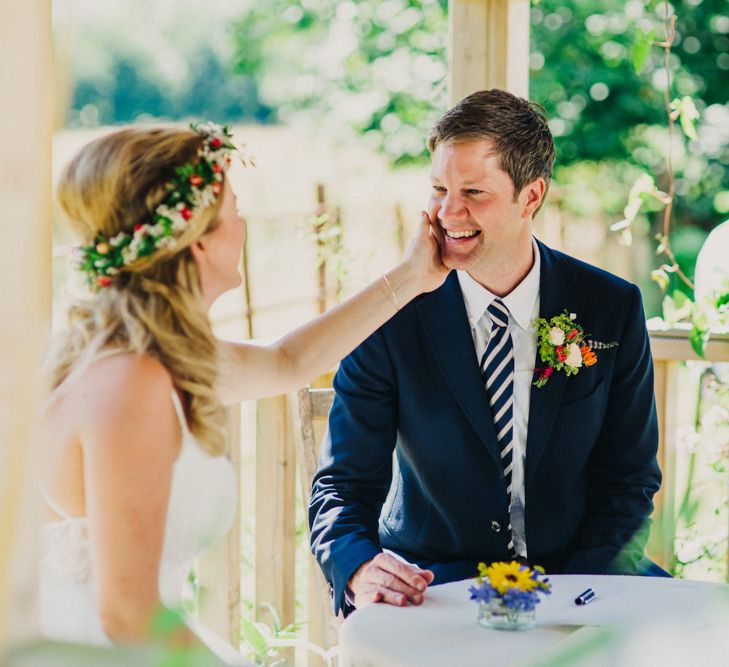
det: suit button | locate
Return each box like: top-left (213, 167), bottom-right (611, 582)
top-left (490, 520), bottom-right (502, 533)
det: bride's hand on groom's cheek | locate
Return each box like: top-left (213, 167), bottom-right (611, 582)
top-left (402, 211), bottom-right (450, 294)
top-left (348, 552), bottom-right (435, 608)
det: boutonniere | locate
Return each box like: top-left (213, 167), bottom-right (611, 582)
top-left (533, 311), bottom-right (597, 388)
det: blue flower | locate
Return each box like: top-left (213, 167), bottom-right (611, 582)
top-left (502, 588), bottom-right (541, 612)
top-left (468, 583), bottom-right (495, 603)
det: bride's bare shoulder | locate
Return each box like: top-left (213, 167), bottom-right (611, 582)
top-left (54, 353), bottom-right (177, 435)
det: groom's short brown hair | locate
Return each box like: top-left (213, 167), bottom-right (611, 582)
top-left (428, 89), bottom-right (555, 212)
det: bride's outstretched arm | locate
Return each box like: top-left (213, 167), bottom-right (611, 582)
top-left (218, 212), bottom-right (448, 404)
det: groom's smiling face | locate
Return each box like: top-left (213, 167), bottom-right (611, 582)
top-left (428, 139), bottom-right (541, 280)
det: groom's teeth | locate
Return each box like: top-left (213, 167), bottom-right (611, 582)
top-left (447, 230), bottom-right (479, 238)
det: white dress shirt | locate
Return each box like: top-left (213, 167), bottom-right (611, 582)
top-left (456, 239), bottom-right (540, 558)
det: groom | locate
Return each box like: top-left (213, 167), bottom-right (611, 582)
top-left (309, 89), bottom-right (663, 615)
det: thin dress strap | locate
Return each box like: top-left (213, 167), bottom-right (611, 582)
top-left (40, 486), bottom-right (74, 521)
top-left (170, 390), bottom-right (190, 435)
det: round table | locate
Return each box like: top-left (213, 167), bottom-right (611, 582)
top-left (339, 574), bottom-right (729, 667)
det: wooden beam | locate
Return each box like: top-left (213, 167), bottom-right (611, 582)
top-left (198, 405), bottom-right (242, 644)
top-left (649, 331), bottom-right (729, 363)
top-left (255, 397), bottom-right (296, 635)
top-left (646, 359), bottom-right (680, 570)
top-left (448, 0), bottom-right (531, 105)
top-left (0, 0), bottom-right (53, 646)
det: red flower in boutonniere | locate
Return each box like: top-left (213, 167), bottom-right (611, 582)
top-left (533, 311), bottom-right (597, 388)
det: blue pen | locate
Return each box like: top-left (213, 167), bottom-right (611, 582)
top-left (574, 588), bottom-right (596, 605)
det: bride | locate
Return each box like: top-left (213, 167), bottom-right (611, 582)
top-left (39, 122), bottom-right (447, 662)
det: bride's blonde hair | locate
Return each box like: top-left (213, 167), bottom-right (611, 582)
top-left (49, 126), bottom-right (227, 455)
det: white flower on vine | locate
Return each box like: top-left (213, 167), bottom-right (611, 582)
top-left (676, 425), bottom-right (700, 455)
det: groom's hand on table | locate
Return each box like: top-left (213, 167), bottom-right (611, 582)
top-left (348, 552), bottom-right (435, 608)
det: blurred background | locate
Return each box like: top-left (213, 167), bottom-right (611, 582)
top-left (13, 0), bottom-right (727, 662)
top-left (52, 0), bottom-right (729, 327)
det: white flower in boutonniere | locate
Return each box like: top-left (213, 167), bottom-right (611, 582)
top-left (533, 311), bottom-right (598, 388)
top-left (565, 343), bottom-right (583, 369)
top-left (548, 327), bottom-right (565, 346)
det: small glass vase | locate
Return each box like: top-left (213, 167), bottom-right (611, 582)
top-left (477, 599), bottom-right (536, 631)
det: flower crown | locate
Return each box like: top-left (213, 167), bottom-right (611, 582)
top-left (75, 122), bottom-right (242, 289)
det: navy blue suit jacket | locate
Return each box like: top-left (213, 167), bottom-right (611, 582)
top-left (309, 241), bottom-right (662, 615)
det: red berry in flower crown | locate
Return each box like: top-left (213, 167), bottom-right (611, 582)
top-left (211, 182), bottom-right (222, 195)
top-left (189, 174), bottom-right (204, 187)
top-left (210, 137), bottom-right (222, 149)
top-left (97, 275), bottom-right (113, 288)
top-left (180, 207), bottom-right (193, 220)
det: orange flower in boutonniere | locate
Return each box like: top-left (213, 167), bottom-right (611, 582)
top-left (533, 311), bottom-right (597, 388)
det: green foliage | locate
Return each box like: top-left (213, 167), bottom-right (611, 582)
top-left (229, 0), bottom-right (448, 164)
top-left (672, 95), bottom-right (700, 141)
top-left (239, 604), bottom-right (305, 666)
top-left (4, 638), bottom-right (221, 667)
top-left (632, 27), bottom-right (655, 73)
top-left (661, 282), bottom-right (729, 356)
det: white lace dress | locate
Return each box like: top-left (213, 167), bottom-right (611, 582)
top-left (39, 390), bottom-right (251, 665)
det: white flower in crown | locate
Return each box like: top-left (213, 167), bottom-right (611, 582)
top-left (110, 232), bottom-right (127, 247)
top-left (157, 236), bottom-right (177, 250)
top-left (564, 342), bottom-right (583, 369)
top-left (171, 217), bottom-right (188, 232)
top-left (548, 327), bottom-right (565, 346)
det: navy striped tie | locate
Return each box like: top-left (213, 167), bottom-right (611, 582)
top-left (481, 298), bottom-right (517, 558)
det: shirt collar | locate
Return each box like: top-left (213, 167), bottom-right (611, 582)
top-left (457, 237), bottom-right (541, 332)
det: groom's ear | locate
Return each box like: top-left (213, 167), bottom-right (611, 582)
top-left (519, 178), bottom-right (546, 219)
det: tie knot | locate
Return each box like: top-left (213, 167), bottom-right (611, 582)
top-left (487, 299), bottom-right (509, 328)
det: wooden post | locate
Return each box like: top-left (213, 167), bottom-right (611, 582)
top-left (198, 405), bottom-right (242, 644)
top-left (315, 184), bottom-right (327, 314)
top-left (0, 0), bottom-right (53, 646)
top-left (394, 203), bottom-right (406, 258)
top-left (647, 359), bottom-right (680, 571)
top-left (255, 397), bottom-right (296, 642)
top-left (242, 241), bottom-right (254, 338)
top-left (288, 390), bottom-right (340, 660)
top-left (448, 0), bottom-right (531, 104)
top-left (333, 206), bottom-right (344, 303)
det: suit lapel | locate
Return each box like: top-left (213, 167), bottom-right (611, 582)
top-left (417, 272), bottom-right (503, 470)
top-left (525, 240), bottom-right (585, 486)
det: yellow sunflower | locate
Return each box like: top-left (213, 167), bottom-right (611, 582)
top-left (483, 561), bottom-right (537, 594)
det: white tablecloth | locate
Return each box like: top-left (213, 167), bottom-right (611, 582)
top-left (339, 574), bottom-right (729, 667)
